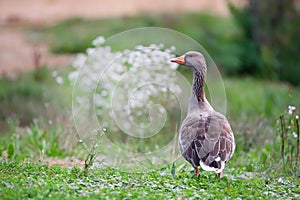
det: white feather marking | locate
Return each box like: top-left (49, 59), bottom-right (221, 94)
top-left (215, 156), bottom-right (221, 161)
top-left (200, 159), bottom-right (225, 173)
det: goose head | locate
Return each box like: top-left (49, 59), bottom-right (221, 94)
top-left (170, 51), bottom-right (206, 73)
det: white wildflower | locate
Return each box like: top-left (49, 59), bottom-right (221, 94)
top-left (72, 53), bottom-right (86, 68)
top-left (86, 48), bottom-right (95, 55)
top-left (100, 90), bottom-right (108, 97)
top-left (68, 71), bottom-right (79, 81)
top-left (92, 36), bottom-right (105, 46)
top-left (292, 132), bottom-right (297, 138)
top-left (69, 35), bottom-right (180, 132)
top-left (56, 76), bottom-right (64, 85)
top-left (52, 70), bottom-right (58, 77)
top-left (159, 107), bottom-right (165, 113)
top-left (288, 105), bottom-right (296, 114)
top-left (170, 46), bottom-right (176, 51)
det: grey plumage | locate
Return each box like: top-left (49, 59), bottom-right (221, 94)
top-left (171, 51), bottom-right (235, 177)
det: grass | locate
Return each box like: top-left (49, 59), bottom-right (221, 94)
top-left (0, 67), bottom-right (72, 133)
top-left (225, 77), bottom-right (300, 119)
top-left (1, 72), bottom-right (299, 199)
top-left (0, 162), bottom-right (299, 200)
top-left (0, 123), bottom-right (74, 160)
top-left (0, 67), bottom-right (48, 129)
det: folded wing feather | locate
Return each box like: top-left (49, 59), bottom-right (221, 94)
top-left (179, 111), bottom-right (235, 171)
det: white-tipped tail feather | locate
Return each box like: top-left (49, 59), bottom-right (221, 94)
top-left (200, 157), bottom-right (225, 173)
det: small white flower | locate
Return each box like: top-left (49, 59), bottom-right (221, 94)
top-left (170, 62), bottom-right (179, 70)
top-left (52, 70), bottom-right (58, 77)
top-left (160, 87), bottom-right (167, 92)
top-left (288, 105), bottom-right (296, 114)
top-left (92, 36), bottom-right (105, 46)
top-left (72, 54), bottom-right (86, 68)
top-left (159, 107), bottom-right (165, 113)
top-left (100, 90), bottom-right (108, 97)
top-left (68, 71), bottom-right (79, 81)
top-left (86, 48), bottom-right (95, 55)
top-left (292, 132), bottom-right (297, 138)
top-left (56, 76), bottom-right (64, 85)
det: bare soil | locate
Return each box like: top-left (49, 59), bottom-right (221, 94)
top-left (0, 25), bottom-right (73, 77)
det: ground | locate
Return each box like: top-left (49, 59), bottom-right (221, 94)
top-left (0, 0), bottom-right (243, 77)
top-left (0, 25), bottom-right (73, 77)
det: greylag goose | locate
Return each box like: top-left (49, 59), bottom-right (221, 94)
top-left (171, 51), bottom-right (235, 178)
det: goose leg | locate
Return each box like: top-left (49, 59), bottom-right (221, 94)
top-left (218, 172), bottom-right (222, 178)
top-left (194, 167), bottom-right (200, 176)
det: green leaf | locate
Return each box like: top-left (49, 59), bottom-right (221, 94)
top-left (171, 162), bottom-right (176, 178)
top-left (7, 143), bottom-right (14, 158)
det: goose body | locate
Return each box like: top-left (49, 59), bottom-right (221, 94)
top-left (171, 51), bottom-right (235, 178)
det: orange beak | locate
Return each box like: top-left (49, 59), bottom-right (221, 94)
top-left (170, 56), bottom-right (185, 65)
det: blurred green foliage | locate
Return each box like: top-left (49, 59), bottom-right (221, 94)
top-left (39, 13), bottom-right (240, 75)
top-left (1, 161), bottom-right (299, 199)
top-left (0, 67), bottom-right (50, 129)
top-left (229, 0), bottom-right (300, 85)
top-left (0, 124), bottom-right (69, 160)
top-left (0, 67), bottom-right (70, 132)
top-left (37, 7), bottom-right (300, 85)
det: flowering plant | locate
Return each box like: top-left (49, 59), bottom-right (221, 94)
top-left (70, 36), bottom-right (182, 138)
top-left (277, 105), bottom-right (300, 174)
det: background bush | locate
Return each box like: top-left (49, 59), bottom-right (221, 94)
top-left (229, 0), bottom-right (300, 85)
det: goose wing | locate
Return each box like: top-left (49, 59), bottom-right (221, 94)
top-left (179, 111), bottom-right (235, 171)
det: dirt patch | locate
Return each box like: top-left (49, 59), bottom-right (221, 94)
top-left (1, 0), bottom-right (243, 24)
top-left (42, 157), bottom-right (85, 168)
top-left (0, 25), bottom-right (73, 77)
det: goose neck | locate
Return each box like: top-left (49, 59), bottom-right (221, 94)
top-left (192, 70), bottom-right (206, 103)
